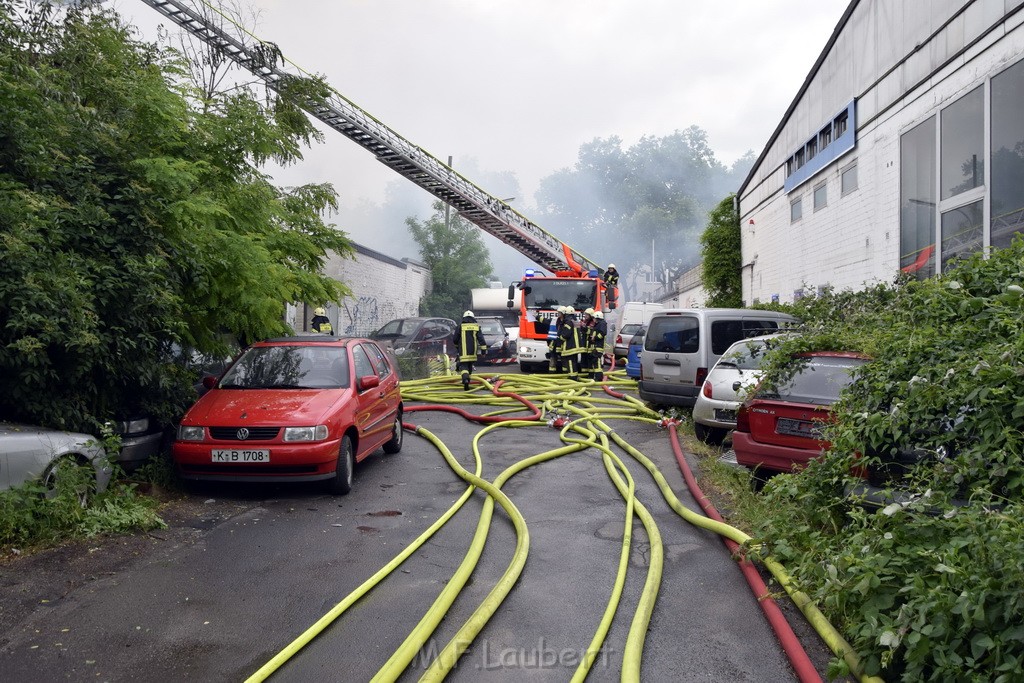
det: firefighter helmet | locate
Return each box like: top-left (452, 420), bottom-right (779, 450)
top-left (593, 310), bottom-right (604, 319)
top-left (584, 307), bottom-right (594, 316)
top-left (565, 307), bottom-right (577, 315)
top-left (463, 310), bottom-right (474, 318)
top-left (314, 307), bottom-right (326, 316)
top-left (607, 263), bottom-right (616, 269)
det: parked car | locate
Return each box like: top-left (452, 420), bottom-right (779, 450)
top-left (0, 422), bottom-right (112, 494)
top-left (732, 351), bottom-right (870, 480)
top-left (370, 317), bottom-right (458, 358)
top-left (624, 325), bottom-right (646, 379)
top-left (614, 323), bottom-right (644, 359)
top-left (476, 316), bottom-right (516, 364)
top-left (639, 308), bottom-right (799, 408)
top-left (612, 302), bottom-right (663, 358)
top-left (173, 335), bottom-right (403, 495)
top-left (691, 333), bottom-right (787, 445)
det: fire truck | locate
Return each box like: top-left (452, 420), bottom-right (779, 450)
top-left (507, 245), bottom-right (612, 372)
top-left (136, 0), bottom-right (615, 372)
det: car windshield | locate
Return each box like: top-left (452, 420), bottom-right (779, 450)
top-left (521, 279), bottom-right (597, 310)
top-left (629, 327), bottom-right (646, 345)
top-left (716, 339), bottom-right (772, 371)
top-left (373, 319), bottom-right (417, 341)
top-left (620, 324), bottom-right (641, 335)
top-left (478, 319), bottom-right (504, 335)
top-left (219, 345), bottom-right (350, 389)
top-left (760, 356), bottom-right (866, 405)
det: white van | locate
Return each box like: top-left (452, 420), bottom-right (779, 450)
top-left (638, 308), bottom-right (798, 408)
top-left (612, 302), bottom-right (663, 358)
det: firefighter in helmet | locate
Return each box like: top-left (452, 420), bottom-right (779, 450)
top-left (311, 306), bottom-right (333, 335)
top-left (453, 310), bottom-right (486, 390)
top-left (589, 310), bottom-right (608, 381)
top-left (558, 307), bottom-right (585, 381)
top-left (603, 264), bottom-right (620, 309)
top-left (546, 306), bottom-right (567, 372)
top-left (580, 308), bottom-right (596, 377)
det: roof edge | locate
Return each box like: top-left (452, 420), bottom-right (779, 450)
top-left (737, 0), bottom-right (861, 200)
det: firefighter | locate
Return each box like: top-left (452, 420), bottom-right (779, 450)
top-left (546, 306), bottom-right (566, 372)
top-left (603, 264), bottom-right (620, 309)
top-left (558, 307), bottom-right (585, 381)
top-left (580, 308), bottom-right (596, 377)
top-left (311, 306), bottom-right (333, 335)
top-left (453, 310), bottom-right (486, 390)
top-left (589, 310), bottom-right (608, 381)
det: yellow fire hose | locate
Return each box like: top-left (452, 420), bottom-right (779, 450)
top-left (247, 369), bottom-right (880, 683)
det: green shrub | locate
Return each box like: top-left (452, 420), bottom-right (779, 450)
top-left (741, 236), bottom-right (1024, 680)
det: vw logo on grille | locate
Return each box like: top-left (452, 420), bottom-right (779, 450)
top-left (236, 428), bottom-right (250, 441)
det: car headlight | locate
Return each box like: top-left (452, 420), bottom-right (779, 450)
top-left (178, 425), bottom-right (205, 441)
top-left (284, 425), bottom-right (329, 442)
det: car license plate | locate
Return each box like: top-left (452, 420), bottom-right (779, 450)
top-left (212, 449), bottom-right (270, 463)
top-left (714, 409), bottom-right (737, 423)
top-left (775, 418), bottom-right (821, 438)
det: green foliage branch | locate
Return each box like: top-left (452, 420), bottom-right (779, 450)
top-left (0, 4), bottom-right (352, 433)
top-left (740, 237), bottom-right (1024, 680)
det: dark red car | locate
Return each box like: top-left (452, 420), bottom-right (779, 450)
top-left (173, 336), bottom-right (403, 495)
top-left (733, 351), bottom-right (869, 478)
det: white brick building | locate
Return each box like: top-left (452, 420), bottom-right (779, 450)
top-left (738, 0), bottom-right (1024, 304)
top-left (286, 242), bottom-right (431, 336)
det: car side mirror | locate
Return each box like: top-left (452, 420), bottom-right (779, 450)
top-left (202, 375), bottom-right (218, 390)
top-left (732, 381), bottom-right (742, 392)
top-left (358, 374), bottom-right (380, 391)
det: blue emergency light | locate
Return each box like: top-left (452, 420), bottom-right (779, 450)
top-left (588, 269), bottom-right (599, 277)
top-left (524, 269), bottom-right (536, 278)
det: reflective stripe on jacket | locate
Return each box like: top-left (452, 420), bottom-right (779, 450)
top-left (456, 322), bottom-right (483, 363)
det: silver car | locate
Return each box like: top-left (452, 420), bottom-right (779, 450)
top-left (691, 334), bottom-right (786, 445)
top-left (0, 423), bottom-right (113, 493)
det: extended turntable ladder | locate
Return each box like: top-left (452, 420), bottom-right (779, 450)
top-left (136, 0), bottom-right (601, 275)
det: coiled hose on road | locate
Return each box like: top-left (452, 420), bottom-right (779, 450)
top-left (246, 369), bottom-right (882, 683)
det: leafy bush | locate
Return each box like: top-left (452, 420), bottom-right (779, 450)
top-left (744, 237), bottom-right (1024, 680)
top-left (0, 462), bottom-right (165, 553)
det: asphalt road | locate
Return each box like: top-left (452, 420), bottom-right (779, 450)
top-left (0, 378), bottom-right (829, 682)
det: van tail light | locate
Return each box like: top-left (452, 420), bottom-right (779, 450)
top-left (735, 404), bottom-right (750, 432)
top-left (695, 366), bottom-right (708, 388)
top-left (702, 380), bottom-right (713, 399)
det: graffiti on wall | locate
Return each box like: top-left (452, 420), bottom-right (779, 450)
top-left (340, 296), bottom-right (416, 336)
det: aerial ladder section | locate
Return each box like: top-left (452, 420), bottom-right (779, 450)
top-left (135, 0), bottom-right (602, 277)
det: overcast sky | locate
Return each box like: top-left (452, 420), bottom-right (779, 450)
top-left (115, 0), bottom-right (849, 271)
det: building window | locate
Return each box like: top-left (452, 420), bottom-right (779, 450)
top-left (795, 147), bottom-right (805, 169)
top-left (991, 60), bottom-right (1024, 249)
top-left (841, 162), bottom-right (858, 195)
top-left (834, 110), bottom-right (848, 138)
top-left (900, 117), bottom-right (937, 279)
top-left (790, 197), bottom-right (802, 223)
top-left (940, 86), bottom-right (984, 200)
top-left (813, 182), bottom-right (827, 211)
top-left (786, 157), bottom-right (795, 177)
top-left (807, 137), bottom-right (818, 160)
top-left (819, 126), bottom-right (832, 149)
top-left (941, 201), bottom-right (983, 270)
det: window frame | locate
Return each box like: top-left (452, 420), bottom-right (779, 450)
top-left (841, 161), bottom-right (858, 196)
top-left (813, 181), bottom-right (828, 211)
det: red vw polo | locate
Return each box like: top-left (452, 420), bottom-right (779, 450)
top-left (173, 336), bottom-right (403, 495)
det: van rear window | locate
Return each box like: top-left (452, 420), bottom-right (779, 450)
top-left (711, 320), bottom-right (780, 355)
top-left (645, 317), bottom-right (699, 353)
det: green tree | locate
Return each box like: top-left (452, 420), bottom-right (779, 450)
top-left (700, 195), bottom-right (743, 307)
top-left (534, 127), bottom-right (752, 280)
top-left (407, 201), bottom-right (493, 319)
top-left (0, 4), bottom-right (352, 432)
